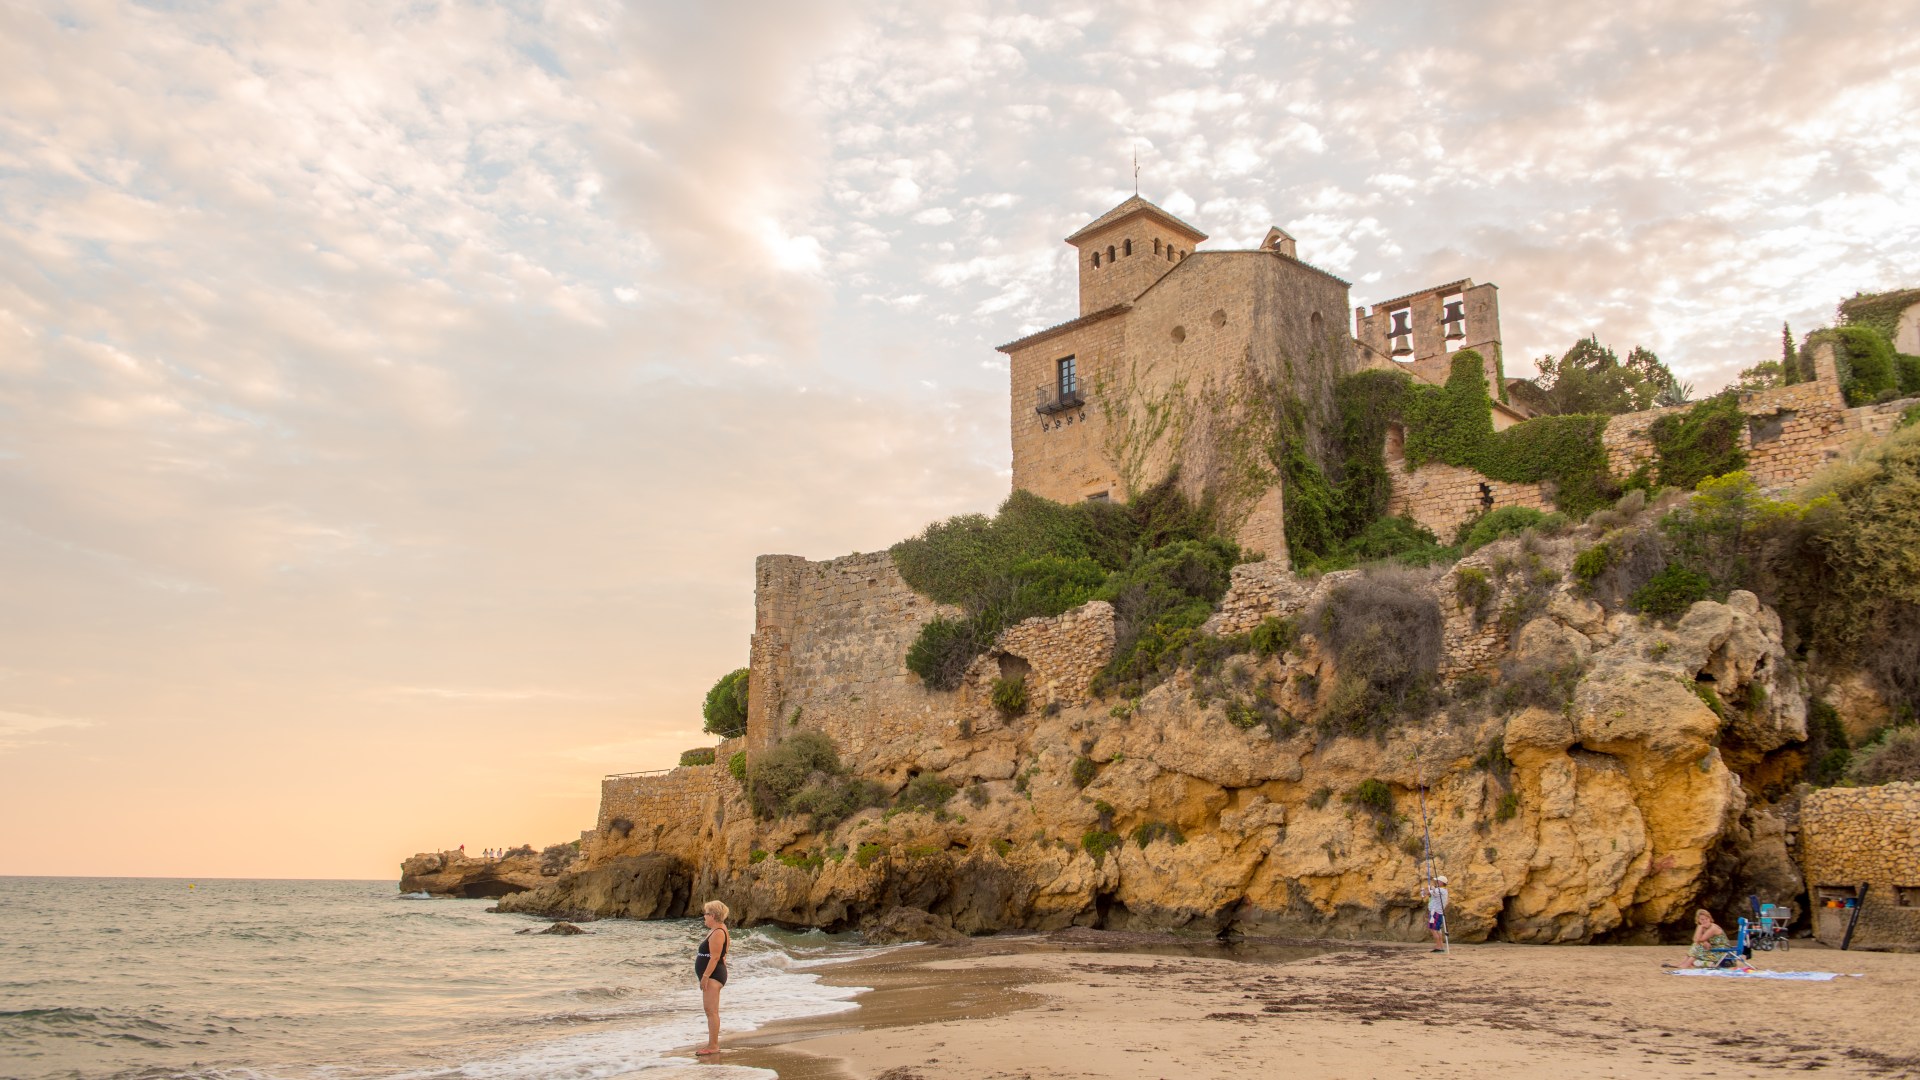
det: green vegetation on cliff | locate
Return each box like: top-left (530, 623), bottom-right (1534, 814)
top-left (894, 478), bottom-right (1239, 691)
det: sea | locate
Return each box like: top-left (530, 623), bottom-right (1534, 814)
top-left (0, 878), bottom-right (881, 1080)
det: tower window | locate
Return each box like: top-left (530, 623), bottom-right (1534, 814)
top-left (1092, 251), bottom-right (1101, 268)
top-left (1123, 239), bottom-right (1132, 256)
top-left (1153, 238), bottom-right (1161, 254)
top-left (1107, 244), bottom-right (1116, 262)
top-left (1058, 356), bottom-right (1078, 399)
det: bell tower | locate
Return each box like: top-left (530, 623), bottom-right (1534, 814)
top-left (1064, 196), bottom-right (1208, 315)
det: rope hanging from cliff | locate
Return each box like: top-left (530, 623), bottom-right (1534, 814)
top-left (1413, 744), bottom-right (1448, 954)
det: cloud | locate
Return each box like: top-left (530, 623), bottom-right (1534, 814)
top-left (1, 0), bottom-right (1916, 876)
top-left (0, 710), bottom-right (92, 753)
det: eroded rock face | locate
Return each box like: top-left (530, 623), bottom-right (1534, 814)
top-left (530, 549), bottom-right (1818, 944)
top-left (495, 854), bottom-right (692, 921)
top-left (400, 850), bottom-right (545, 898)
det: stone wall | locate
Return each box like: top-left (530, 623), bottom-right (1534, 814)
top-left (1386, 460), bottom-right (1554, 541)
top-left (1799, 782), bottom-right (1920, 949)
top-left (746, 550), bottom-right (957, 762)
top-left (1201, 556), bottom-right (1515, 678)
top-left (1387, 358), bottom-right (1898, 540)
top-left (594, 765), bottom-right (730, 863)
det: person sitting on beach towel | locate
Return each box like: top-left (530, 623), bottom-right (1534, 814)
top-left (1687, 908), bottom-right (1731, 968)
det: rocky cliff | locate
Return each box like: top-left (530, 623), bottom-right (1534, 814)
top-left (499, 526), bottom-right (1832, 944)
top-left (400, 849), bottom-right (552, 898)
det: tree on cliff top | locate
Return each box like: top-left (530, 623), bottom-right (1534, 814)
top-left (702, 667), bottom-right (750, 738)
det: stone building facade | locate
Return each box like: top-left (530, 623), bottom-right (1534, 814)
top-left (1799, 782), bottom-right (1920, 949)
top-left (999, 195), bottom-right (1506, 564)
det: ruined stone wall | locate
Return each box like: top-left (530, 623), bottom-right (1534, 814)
top-left (1201, 557), bottom-right (1514, 677)
top-left (1799, 782), bottom-right (1920, 948)
top-left (746, 550), bottom-right (957, 762)
top-left (1844, 396), bottom-right (1920, 441)
top-left (1388, 362), bottom-right (1894, 540)
top-left (1386, 460), bottom-right (1554, 541)
top-left (1602, 377), bottom-right (1851, 492)
top-left (594, 765), bottom-right (730, 864)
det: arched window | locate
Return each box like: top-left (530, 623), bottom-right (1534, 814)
top-left (1153, 238), bottom-right (1162, 254)
top-left (1092, 251), bottom-right (1101, 268)
top-left (1123, 239), bottom-right (1132, 256)
top-left (1310, 311), bottom-right (1324, 339)
top-left (1108, 244), bottom-right (1116, 262)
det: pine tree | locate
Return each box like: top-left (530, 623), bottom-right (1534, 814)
top-left (1781, 322), bottom-right (1799, 384)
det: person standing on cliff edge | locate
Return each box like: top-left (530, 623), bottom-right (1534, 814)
top-left (694, 900), bottom-right (731, 1056)
top-left (1424, 875), bottom-right (1449, 952)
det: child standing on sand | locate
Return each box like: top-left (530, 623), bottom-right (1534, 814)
top-left (1424, 875), bottom-right (1449, 952)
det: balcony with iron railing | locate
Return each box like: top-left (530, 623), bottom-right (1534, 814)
top-left (1034, 383), bottom-right (1084, 415)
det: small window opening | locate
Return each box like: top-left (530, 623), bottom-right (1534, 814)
top-left (1085, 491), bottom-right (1111, 502)
top-left (1897, 885), bottom-right (1920, 909)
top-left (1092, 251), bottom-right (1101, 268)
top-left (1123, 239), bottom-right (1132, 256)
top-left (1107, 245), bottom-right (1116, 263)
top-left (1310, 311), bottom-right (1324, 339)
top-left (1153, 238), bottom-right (1161, 254)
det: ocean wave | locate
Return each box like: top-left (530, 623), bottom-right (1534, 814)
top-left (0, 1005), bottom-right (182, 1049)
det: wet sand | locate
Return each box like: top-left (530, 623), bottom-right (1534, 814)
top-left (706, 930), bottom-right (1920, 1079)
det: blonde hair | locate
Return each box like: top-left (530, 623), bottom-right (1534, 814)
top-left (703, 900), bottom-right (729, 921)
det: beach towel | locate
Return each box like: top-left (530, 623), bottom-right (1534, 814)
top-left (1665, 969), bottom-right (1854, 981)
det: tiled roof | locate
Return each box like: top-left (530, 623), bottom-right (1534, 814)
top-left (994, 304), bottom-right (1130, 353)
top-left (1064, 195), bottom-right (1208, 245)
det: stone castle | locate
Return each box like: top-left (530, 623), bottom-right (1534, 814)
top-left (515, 197), bottom-right (1920, 947)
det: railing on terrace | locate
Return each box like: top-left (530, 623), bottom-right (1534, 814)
top-left (604, 768), bottom-right (672, 780)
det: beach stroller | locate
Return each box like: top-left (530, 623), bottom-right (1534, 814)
top-left (1745, 896), bottom-right (1791, 951)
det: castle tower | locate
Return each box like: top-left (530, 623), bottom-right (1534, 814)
top-left (1064, 195), bottom-right (1208, 315)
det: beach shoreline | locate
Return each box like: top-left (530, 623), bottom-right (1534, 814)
top-left (700, 930), bottom-right (1920, 1079)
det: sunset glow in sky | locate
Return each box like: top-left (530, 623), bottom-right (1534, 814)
top-left (3, 0), bottom-right (1917, 879)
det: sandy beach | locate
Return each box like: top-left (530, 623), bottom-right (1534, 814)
top-left (712, 931), bottom-right (1920, 1079)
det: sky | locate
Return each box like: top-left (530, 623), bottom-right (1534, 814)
top-left (2, 0), bottom-right (1917, 880)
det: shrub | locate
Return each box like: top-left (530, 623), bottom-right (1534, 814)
top-left (679, 747), bottom-right (716, 767)
top-left (776, 850), bottom-right (824, 871)
top-left (1474, 737), bottom-right (1514, 785)
top-left (1306, 786), bottom-right (1333, 809)
top-left (1250, 615), bottom-right (1297, 657)
top-left (990, 675), bottom-right (1028, 717)
top-left (894, 480), bottom-right (1224, 689)
top-left (702, 668), bottom-right (750, 738)
top-left (728, 751), bottom-right (748, 784)
top-left (746, 730), bottom-right (845, 820)
top-left (1080, 829), bottom-right (1124, 865)
top-left (1495, 792), bottom-right (1520, 822)
top-left (1845, 726), bottom-right (1920, 786)
top-left (906, 616), bottom-right (989, 692)
top-left (895, 773), bottom-right (957, 814)
top-left (749, 849), bottom-right (768, 864)
top-left (991, 838), bottom-right (1013, 858)
top-left (1453, 566), bottom-right (1492, 618)
top-left (1070, 755), bottom-right (1097, 788)
top-left (1095, 537), bottom-right (1243, 692)
top-left (1632, 564), bottom-right (1713, 619)
top-left (1572, 544), bottom-right (1612, 591)
top-left (1302, 516), bottom-right (1458, 572)
top-left (1131, 820), bottom-right (1187, 848)
top-left (1309, 568), bottom-right (1445, 737)
top-left (1648, 392), bottom-right (1747, 491)
top-left (539, 843), bottom-right (575, 876)
top-left (1459, 506), bottom-right (1549, 553)
top-left (854, 842), bottom-right (887, 869)
top-left (1346, 778), bottom-right (1394, 816)
top-left (1692, 681), bottom-right (1726, 721)
top-left (787, 777), bottom-right (887, 831)
top-left (1496, 656), bottom-right (1587, 712)
top-left (1803, 698), bottom-right (1851, 787)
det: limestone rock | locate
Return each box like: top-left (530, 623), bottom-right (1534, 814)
top-left (862, 905), bottom-right (965, 944)
top-left (399, 849), bottom-right (546, 898)
top-left (517, 921), bottom-right (589, 935)
top-left (495, 854), bottom-right (691, 921)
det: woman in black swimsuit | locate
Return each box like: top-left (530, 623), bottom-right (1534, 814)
top-left (694, 899), bottom-right (730, 1056)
